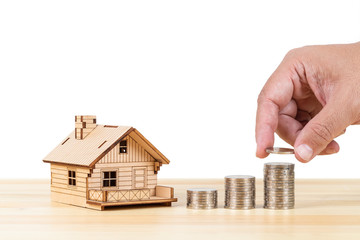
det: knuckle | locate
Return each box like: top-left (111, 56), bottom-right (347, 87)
top-left (257, 88), bottom-right (270, 105)
top-left (309, 122), bottom-right (334, 144)
top-left (285, 48), bottom-right (299, 58)
top-left (284, 46), bottom-right (311, 63)
top-left (285, 47), bottom-right (304, 59)
top-left (257, 92), bottom-right (265, 105)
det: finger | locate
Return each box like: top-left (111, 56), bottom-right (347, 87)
top-left (278, 107), bottom-right (341, 156)
top-left (294, 104), bottom-right (350, 162)
top-left (276, 113), bottom-right (303, 146)
top-left (295, 110), bottom-right (312, 125)
top-left (336, 128), bottom-right (346, 137)
top-left (279, 99), bottom-right (297, 117)
top-left (256, 68), bottom-right (294, 158)
top-left (317, 129), bottom-right (345, 155)
top-left (353, 120), bottom-right (360, 125)
top-left (319, 140), bottom-right (340, 155)
top-left (276, 100), bottom-right (303, 145)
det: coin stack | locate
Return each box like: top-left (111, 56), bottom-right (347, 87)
top-left (264, 162), bottom-right (295, 210)
top-left (224, 175), bottom-right (256, 210)
top-left (187, 188), bottom-right (217, 209)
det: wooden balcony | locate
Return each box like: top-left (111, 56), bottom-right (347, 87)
top-left (86, 185), bottom-right (177, 209)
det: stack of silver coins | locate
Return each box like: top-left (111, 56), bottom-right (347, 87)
top-left (264, 162), bottom-right (295, 210)
top-left (224, 175), bottom-right (256, 209)
top-left (187, 188), bottom-right (217, 209)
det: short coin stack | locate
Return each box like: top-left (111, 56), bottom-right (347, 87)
top-left (187, 188), bottom-right (217, 209)
top-left (224, 175), bottom-right (256, 209)
top-left (264, 162), bottom-right (295, 210)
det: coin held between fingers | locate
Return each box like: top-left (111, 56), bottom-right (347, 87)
top-left (266, 147), bottom-right (295, 154)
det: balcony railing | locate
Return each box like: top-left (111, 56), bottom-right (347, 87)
top-left (87, 186), bottom-right (174, 203)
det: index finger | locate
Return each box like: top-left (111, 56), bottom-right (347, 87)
top-left (256, 66), bottom-right (295, 158)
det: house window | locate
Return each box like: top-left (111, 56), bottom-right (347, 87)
top-left (68, 170), bottom-right (76, 186)
top-left (102, 171), bottom-right (117, 187)
top-left (119, 140), bottom-right (127, 153)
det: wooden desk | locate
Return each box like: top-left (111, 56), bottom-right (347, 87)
top-left (1, 179), bottom-right (360, 239)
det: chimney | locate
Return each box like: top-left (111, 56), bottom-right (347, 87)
top-left (75, 115), bottom-right (97, 140)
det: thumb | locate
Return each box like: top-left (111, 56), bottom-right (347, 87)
top-left (294, 105), bottom-right (349, 162)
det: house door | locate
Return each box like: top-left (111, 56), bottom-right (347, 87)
top-left (132, 167), bottom-right (147, 188)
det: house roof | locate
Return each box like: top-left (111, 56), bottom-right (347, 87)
top-left (43, 125), bottom-right (170, 167)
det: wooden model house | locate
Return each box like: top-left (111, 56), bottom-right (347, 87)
top-left (43, 115), bottom-right (177, 210)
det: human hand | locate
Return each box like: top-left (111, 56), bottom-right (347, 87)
top-left (256, 42), bottom-right (360, 162)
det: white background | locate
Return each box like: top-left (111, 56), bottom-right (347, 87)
top-left (1, 0), bottom-right (359, 179)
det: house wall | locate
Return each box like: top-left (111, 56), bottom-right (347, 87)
top-left (98, 135), bottom-right (155, 163)
top-left (50, 163), bottom-right (101, 210)
top-left (88, 135), bottom-right (158, 196)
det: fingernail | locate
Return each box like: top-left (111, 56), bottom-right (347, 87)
top-left (296, 144), bottom-right (313, 162)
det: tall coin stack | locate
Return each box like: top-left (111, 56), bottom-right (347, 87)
top-left (187, 188), bottom-right (217, 209)
top-left (224, 175), bottom-right (256, 210)
top-left (264, 162), bottom-right (295, 210)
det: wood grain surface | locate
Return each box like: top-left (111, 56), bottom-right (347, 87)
top-left (1, 179), bottom-right (360, 240)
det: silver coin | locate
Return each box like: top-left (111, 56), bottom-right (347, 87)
top-left (226, 185), bottom-right (254, 188)
top-left (265, 182), bottom-right (294, 185)
top-left (187, 202), bottom-right (217, 205)
top-left (226, 189), bottom-right (255, 191)
top-left (265, 184), bottom-right (295, 187)
top-left (225, 195), bottom-right (255, 199)
top-left (264, 163), bottom-right (295, 167)
top-left (264, 206), bottom-right (294, 210)
top-left (264, 202), bottom-right (295, 206)
top-left (265, 186), bottom-right (295, 189)
top-left (265, 186), bottom-right (294, 189)
top-left (225, 188), bottom-right (255, 192)
top-left (225, 204), bottom-right (255, 207)
top-left (265, 147), bottom-right (294, 154)
top-left (265, 164), bottom-right (295, 169)
top-left (265, 183), bottom-right (294, 186)
top-left (187, 188), bottom-right (217, 193)
top-left (225, 207), bottom-right (255, 210)
top-left (188, 201), bottom-right (217, 204)
top-left (265, 193), bottom-right (295, 196)
top-left (265, 181), bottom-right (294, 184)
top-left (188, 198), bottom-right (217, 201)
top-left (225, 175), bottom-right (255, 179)
top-left (265, 202), bottom-right (295, 205)
top-left (225, 191), bottom-right (255, 194)
top-left (188, 196), bottom-right (217, 198)
top-left (188, 193), bottom-right (217, 195)
top-left (265, 193), bottom-right (294, 196)
top-left (226, 197), bottom-right (255, 200)
top-left (264, 172), bottom-right (294, 175)
top-left (225, 192), bottom-right (255, 195)
top-left (226, 181), bottom-right (255, 183)
top-left (264, 174), bottom-right (294, 178)
top-left (188, 204), bottom-right (218, 207)
top-left (225, 182), bottom-right (255, 185)
top-left (225, 181), bottom-right (256, 184)
top-left (265, 195), bottom-right (294, 198)
top-left (225, 202), bottom-right (255, 205)
top-left (187, 194), bottom-right (217, 197)
top-left (226, 202), bottom-right (255, 205)
top-left (265, 198), bottom-right (295, 202)
top-left (265, 169), bottom-right (294, 172)
top-left (226, 185), bottom-right (255, 188)
top-left (225, 184), bottom-right (255, 187)
top-left (265, 175), bottom-right (294, 178)
top-left (187, 206), bottom-right (217, 210)
top-left (188, 199), bottom-right (217, 202)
